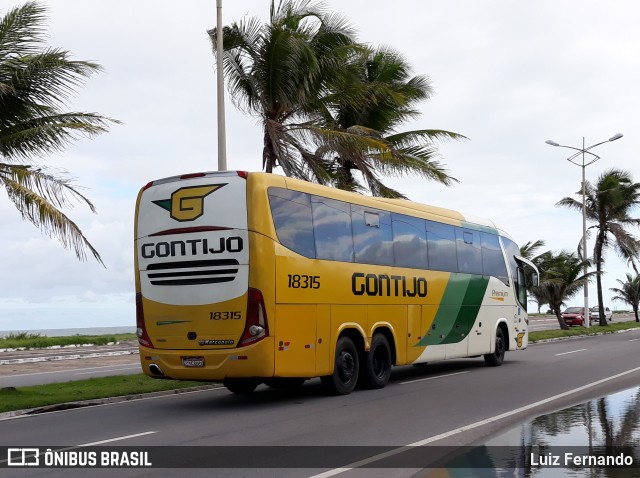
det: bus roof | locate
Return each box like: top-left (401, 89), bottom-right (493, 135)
top-left (276, 174), bottom-right (510, 237)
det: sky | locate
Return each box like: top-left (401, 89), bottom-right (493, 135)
top-left (1, 0), bottom-right (639, 331)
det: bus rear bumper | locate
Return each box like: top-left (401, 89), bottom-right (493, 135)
top-left (138, 339), bottom-right (274, 381)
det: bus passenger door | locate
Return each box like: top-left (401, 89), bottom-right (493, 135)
top-left (466, 309), bottom-right (491, 356)
top-left (274, 304), bottom-right (317, 377)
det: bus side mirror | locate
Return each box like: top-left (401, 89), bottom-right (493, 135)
top-left (531, 271), bottom-right (539, 287)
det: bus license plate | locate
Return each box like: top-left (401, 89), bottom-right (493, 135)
top-left (182, 356), bottom-right (205, 367)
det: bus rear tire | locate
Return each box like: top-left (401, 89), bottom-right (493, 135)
top-left (484, 328), bottom-right (505, 366)
top-left (223, 378), bottom-right (259, 394)
top-left (321, 336), bottom-right (359, 395)
top-left (362, 334), bottom-right (392, 389)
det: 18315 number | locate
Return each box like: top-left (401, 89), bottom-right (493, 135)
top-left (210, 311), bottom-right (241, 320)
top-left (287, 274), bottom-right (320, 289)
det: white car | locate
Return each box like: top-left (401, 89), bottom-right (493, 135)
top-left (590, 306), bottom-right (613, 322)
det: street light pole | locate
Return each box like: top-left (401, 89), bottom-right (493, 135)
top-left (545, 133), bottom-right (623, 328)
top-left (216, 0), bottom-right (227, 171)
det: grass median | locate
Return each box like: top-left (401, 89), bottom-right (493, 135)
top-left (1, 321), bottom-right (639, 414)
top-left (0, 375), bottom-right (215, 414)
top-left (529, 319), bottom-right (640, 342)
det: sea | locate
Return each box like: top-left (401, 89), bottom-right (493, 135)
top-left (0, 326), bottom-right (136, 338)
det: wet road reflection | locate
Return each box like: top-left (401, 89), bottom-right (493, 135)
top-left (419, 386), bottom-right (640, 477)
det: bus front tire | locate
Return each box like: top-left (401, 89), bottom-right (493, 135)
top-left (223, 378), bottom-right (259, 394)
top-left (362, 334), bottom-right (392, 389)
top-left (321, 336), bottom-right (359, 395)
top-left (484, 328), bottom-right (505, 366)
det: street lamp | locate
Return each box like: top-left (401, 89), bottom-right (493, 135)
top-left (545, 133), bottom-right (623, 328)
top-left (216, 0), bottom-right (227, 171)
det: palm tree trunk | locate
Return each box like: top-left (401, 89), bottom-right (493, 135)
top-left (553, 307), bottom-right (570, 330)
top-left (635, 307), bottom-right (639, 322)
top-left (594, 230), bottom-right (608, 326)
top-left (263, 127), bottom-right (275, 173)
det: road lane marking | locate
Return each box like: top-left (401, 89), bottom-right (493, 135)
top-left (309, 365), bottom-right (640, 477)
top-left (399, 371), bottom-right (468, 385)
top-left (555, 349), bottom-right (587, 356)
top-left (79, 431), bottom-right (157, 446)
top-left (629, 338), bottom-right (640, 342)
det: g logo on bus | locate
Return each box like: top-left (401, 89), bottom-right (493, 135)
top-left (153, 184), bottom-right (226, 221)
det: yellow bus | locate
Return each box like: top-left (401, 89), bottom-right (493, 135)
top-left (134, 171), bottom-right (538, 395)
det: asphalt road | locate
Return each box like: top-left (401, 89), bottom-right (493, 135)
top-left (1, 316), bottom-right (633, 387)
top-left (1, 328), bottom-right (639, 478)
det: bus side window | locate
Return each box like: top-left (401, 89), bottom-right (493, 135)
top-left (426, 221), bottom-right (457, 273)
top-left (268, 188), bottom-right (316, 258)
top-left (351, 205), bottom-right (393, 266)
top-left (391, 213), bottom-right (428, 269)
top-left (311, 195), bottom-right (354, 262)
top-left (501, 237), bottom-right (519, 288)
top-left (517, 267), bottom-right (527, 310)
top-left (480, 232), bottom-right (509, 285)
top-left (455, 228), bottom-right (482, 275)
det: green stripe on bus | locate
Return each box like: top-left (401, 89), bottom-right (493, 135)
top-left (417, 274), bottom-right (489, 346)
top-left (441, 275), bottom-right (489, 343)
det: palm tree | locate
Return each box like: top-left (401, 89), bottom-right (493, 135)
top-left (209, 1), bottom-right (462, 198)
top-left (0, 2), bottom-right (119, 264)
top-left (557, 169), bottom-right (640, 326)
top-left (536, 250), bottom-right (594, 330)
top-left (610, 273), bottom-right (640, 322)
top-left (322, 46), bottom-right (464, 198)
top-left (208, 0), bottom-right (360, 182)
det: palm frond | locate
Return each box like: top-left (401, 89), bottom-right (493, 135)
top-left (0, 112), bottom-right (118, 161)
top-left (0, 2), bottom-right (47, 61)
top-left (1, 169), bottom-right (102, 265)
top-left (0, 1), bottom-right (118, 264)
top-left (0, 162), bottom-right (96, 211)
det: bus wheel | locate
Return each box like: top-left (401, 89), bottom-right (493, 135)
top-left (362, 334), bottom-right (392, 389)
top-left (223, 378), bottom-right (259, 394)
top-left (321, 336), bottom-right (359, 395)
top-left (265, 378), bottom-right (305, 390)
top-left (484, 328), bottom-right (505, 366)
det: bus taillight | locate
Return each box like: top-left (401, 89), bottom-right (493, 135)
top-left (136, 292), bottom-right (154, 348)
top-left (239, 288), bottom-right (269, 347)
top-left (180, 172), bottom-right (206, 180)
